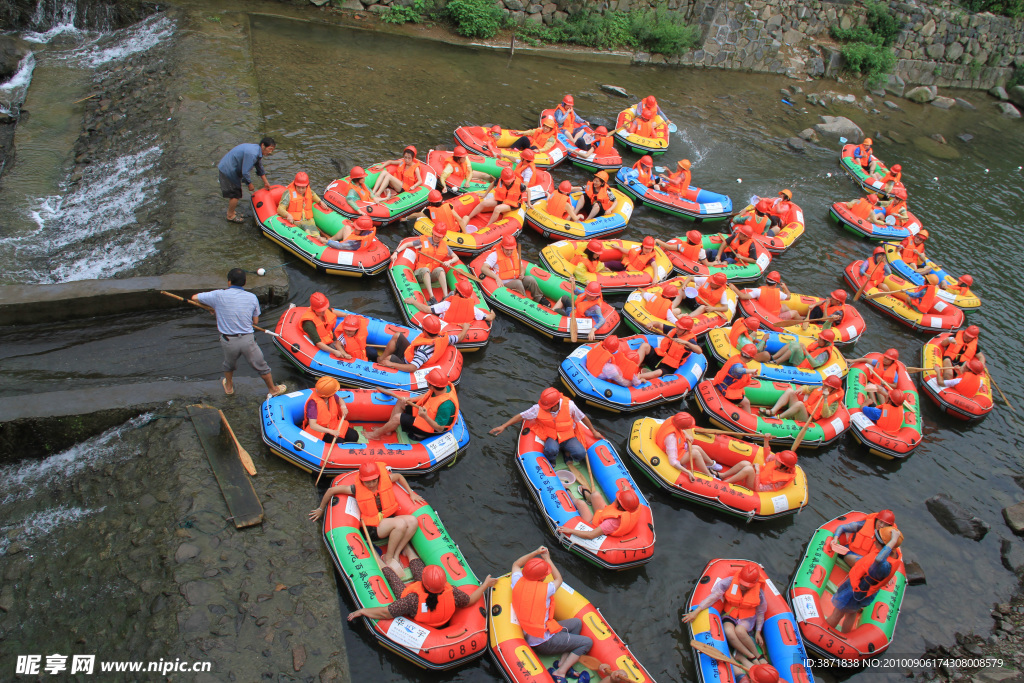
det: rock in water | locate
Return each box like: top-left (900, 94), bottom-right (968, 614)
top-left (798, 128), bottom-right (818, 142)
top-left (997, 102), bottom-right (1022, 118)
top-left (787, 137), bottom-right (807, 152)
top-left (905, 86), bottom-right (937, 104)
top-left (1000, 539), bottom-right (1024, 573)
top-left (1003, 502), bottom-right (1024, 534)
top-left (1009, 85), bottom-right (1024, 109)
top-left (989, 86), bottom-right (1009, 101)
top-left (931, 96), bottom-right (956, 109)
top-left (904, 559), bottom-right (926, 585)
top-left (813, 115), bottom-right (863, 140)
top-left (926, 493), bottom-right (990, 540)
top-left (601, 84), bottom-right (630, 98)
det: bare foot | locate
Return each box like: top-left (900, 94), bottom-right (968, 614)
top-left (387, 556), bottom-right (403, 576)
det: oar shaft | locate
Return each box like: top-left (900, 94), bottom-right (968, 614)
top-left (161, 290), bottom-right (273, 334)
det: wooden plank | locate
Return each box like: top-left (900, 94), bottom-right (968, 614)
top-left (186, 405), bottom-right (264, 528)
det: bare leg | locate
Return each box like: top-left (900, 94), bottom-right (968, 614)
top-left (365, 403), bottom-right (405, 440)
top-left (578, 490), bottom-right (606, 525)
top-left (737, 397), bottom-right (753, 413)
top-left (721, 462), bottom-right (756, 488)
top-left (485, 203), bottom-right (512, 226)
top-left (464, 198), bottom-right (497, 222)
top-left (778, 402), bottom-right (810, 421)
top-left (376, 517), bottom-right (406, 564)
top-left (553, 654), bottom-right (582, 679)
top-left (259, 371), bottom-right (280, 393)
top-left (379, 332), bottom-right (403, 362)
top-left (431, 266), bottom-right (449, 299)
top-left (941, 357), bottom-right (955, 381)
top-left (768, 388), bottom-right (797, 415)
top-left (723, 622), bottom-right (758, 660)
top-left (772, 345), bottom-right (793, 364)
top-left (227, 197), bottom-right (240, 219)
top-left (392, 515), bottom-right (419, 558)
top-left (223, 370), bottom-right (235, 394)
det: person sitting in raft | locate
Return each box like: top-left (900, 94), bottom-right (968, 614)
top-left (726, 317), bottom-right (771, 363)
top-left (301, 292), bottom-right (347, 359)
top-left (875, 162), bottom-right (902, 192)
top-left (712, 343), bottom-right (760, 413)
top-left (309, 461), bottom-right (424, 574)
top-left (882, 185), bottom-right (908, 218)
top-left (278, 172), bottom-right (329, 237)
top-left (859, 245), bottom-right (893, 291)
top-left (440, 145), bottom-right (491, 190)
top-left (573, 125), bottom-right (615, 161)
top-left (719, 449), bottom-right (799, 494)
top-left (937, 358), bottom-right (987, 396)
top-left (738, 664), bottom-right (783, 683)
top-left (641, 283), bottom-right (685, 331)
top-left (761, 374), bottom-right (844, 421)
top-left (481, 234), bottom-right (544, 302)
top-left (623, 236), bottom-right (659, 272)
top-left (326, 215), bottom-right (377, 251)
top-left (406, 189), bottom-right (473, 234)
top-left (343, 166), bottom-right (375, 216)
top-left (346, 550), bottom-right (497, 628)
top-left (303, 376), bottom-right (359, 444)
top-left (772, 328), bottom-right (836, 368)
top-left (551, 281), bottom-right (608, 342)
top-left (510, 547), bottom-right (594, 683)
top-left (734, 198), bottom-right (781, 237)
top-left (573, 239), bottom-right (618, 280)
top-left (772, 188), bottom-right (795, 221)
top-left (657, 411), bottom-right (722, 480)
top-left (371, 145), bottom-right (426, 199)
top-left (663, 159), bottom-right (692, 196)
top-left (556, 486), bottom-right (643, 540)
top-left (807, 289), bottom-right (849, 327)
top-left (656, 230), bottom-right (712, 269)
top-left (892, 273), bottom-right (944, 313)
top-left (632, 155), bottom-right (664, 191)
top-left (627, 100), bottom-right (664, 139)
top-left (405, 279), bottom-right (496, 324)
top-left (554, 94), bottom-right (588, 135)
top-left (377, 314), bottom-right (470, 372)
top-left (463, 167), bottom-right (531, 228)
top-left (507, 116), bottom-right (559, 155)
top-left (365, 368), bottom-right (459, 441)
top-left (481, 124), bottom-right (504, 157)
top-left (826, 525), bottom-right (903, 634)
top-left (412, 225), bottom-right (460, 304)
top-left (545, 180), bottom-right (583, 223)
top-left (857, 388), bottom-right (907, 436)
top-left (683, 562), bottom-right (770, 670)
top-left (842, 193), bottom-right (886, 227)
top-left (898, 229), bottom-right (930, 274)
top-left (829, 508), bottom-right (897, 566)
top-left (943, 273), bottom-right (975, 297)
top-left (848, 347), bottom-right (900, 407)
top-left (689, 272), bottom-right (731, 318)
top-left (646, 316), bottom-right (704, 370)
top-left (938, 324), bottom-right (985, 380)
top-left (332, 314), bottom-right (371, 362)
top-left (580, 170), bottom-right (615, 220)
top-left (712, 225), bottom-right (758, 266)
top-left (852, 136), bottom-right (878, 174)
top-left (733, 270), bottom-right (800, 321)
top-left (513, 148), bottom-right (544, 191)
top-left (489, 387), bottom-right (604, 464)
top-left (585, 335), bottom-right (662, 388)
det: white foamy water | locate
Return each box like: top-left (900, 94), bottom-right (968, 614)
top-left (0, 52), bottom-right (37, 116)
top-left (80, 14), bottom-right (175, 67)
top-left (22, 0), bottom-right (82, 43)
top-left (0, 506), bottom-right (106, 556)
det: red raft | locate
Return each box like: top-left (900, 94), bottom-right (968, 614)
top-left (919, 332), bottom-right (994, 420)
top-left (738, 290), bottom-right (867, 344)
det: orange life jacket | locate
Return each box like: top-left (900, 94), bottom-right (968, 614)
top-left (713, 354), bottom-right (754, 400)
top-left (396, 159), bottom-right (421, 192)
top-left (404, 333), bottom-right (451, 369)
top-left (758, 286), bottom-right (782, 316)
top-left (286, 182), bottom-right (314, 221)
top-left (301, 308), bottom-right (338, 345)
top-left (954, 370), bottom-right (983, 397)
top-left (301, 393), bottom-right (347, 441)
top-left (798, 341), bottom-right (831, 369)
top-left (593, 133), bottom-right (615, 156)
top-left (909, 285), bottom-right (939, 313)
top-left (865, 259), bottom-right (886, 287)
top-left (846, 547), bottom-right (899, 601)
top-left (584, 181), bottom-right (613, 210)
top-left (625, 247), bottom-right (656, 272)
top-left (546, 192), bottom-right (571, 220)
top-left (729, 319), bottom-right (755, 348)
top-left (645, 292), bottom-right (673, 320)
top-left (555, 103), bottom-right (578, 132)
top-left (721, 576), bottom-right (764, 621)
top-left (340, 321), bottom-right (369, 362)
top-left (799, 387), bottom-right (843, 420)
top-left (632, 160), bottom-right (654, 188)
top-left (612, 350), bottom-right (639, 381)
top-left (511, 577), bottom-right (560, 640)
top-left (874, 401), bottom-right (905, 434)
top-left (349, 180), bottom-right (372, 202)
top-left (873, 359), bottom-right (899, 385)
top-left (429, 203), bottom-right (459, 233)
top-left (401, 581), bottom-right (457, 628)
top-left (850, 199), bottom-right (875, 220)
top-left (590, 502), bottom-right (640, 537)
top-left (585, 345), bottom-right (615, 376)
top-left (575, 293), bottom-right (602, 317)
top-left (697, 281), bottom-right (725, 308)
top-left (530, 127), bottom-right (555, 149)
top-left (666, 168), bottom-right (691, 194)
top-left (723, 236), bottom-right (755, 259)
top-left (444, 157), bottom-right (472, 187)
top-left (493, 247), bottom-right (520, 279)
top-left (673, 239), bottom-right (703, 262)
top-left (354, 462), bottom-right (399, 527)
top-left (881, 170), bottom-right (901, 186)
top-left (744, 214), bottom-right (770, 236)
top-left (885, 199), bottom-right (907, 217)
top-left (442, 293), bottom-right (477, 324)
top-left (531, 397), bottom-right (579, 444)
top-left (514, 159), bottom-right (541, 188)
top-left (415, 237), bottom-right (450, 271)
top-left (845, 513), bottom-right (894, 557)
top-left (654, 420), bottom-right (692, 454)
top-left (631, 117), bottom-right (655, 138)
top-left (656, 329), bottom-right (695, 369)
top-left (856, 144), bottom-right (872, 169)
top-left (943, 330), bottom-right (978, 364)
top-left (758, 457), bottom-right (795, 488)
top-left (412, 384), bottom-right (459, 433)
top-left (493, 179), bottom-right (523, 208)
top-left (343, 220), bottom-right (376, 249)
top-left (900, 237), bottom-right (925, 265)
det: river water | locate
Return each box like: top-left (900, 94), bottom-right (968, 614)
top-left (3, 7), bottom-right (1024, 682)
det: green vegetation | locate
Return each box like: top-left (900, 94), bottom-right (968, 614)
top-left (508, 7), bottom-right (700, 56)
top-left (445, 0), bottom-right (505, 38)
top-left (1010, 65), bottom-right (1024, 88)
top-left (958, 0), bottom-right (1022, 17)
top-left (830, 1), bottom-right (900, 84)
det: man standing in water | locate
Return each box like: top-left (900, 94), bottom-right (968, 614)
top-left (218, 136), bottom-right (275, 223)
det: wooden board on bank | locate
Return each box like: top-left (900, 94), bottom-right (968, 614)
top-left (186, 405), bottom-right (263, 528)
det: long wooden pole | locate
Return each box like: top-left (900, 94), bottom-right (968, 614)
top-left (853, 260), bottom-right (883, 302)
top-left (791, 395), bottom-right (826, 449)
top-left (315, 433), bottom-right (339, 486)
top-left (417, 250), bottom-right (485, 284)
top-left (218, 409), bottom-right (256, 476)
top-left (569, 275), bottom-right (579, 342)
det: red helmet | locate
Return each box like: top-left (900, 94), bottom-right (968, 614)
top-left (967, 358), bottom-right (984, 374)
top-left (738, 224), bottom-right (754, 238)
top-left (872, 246), bottom-right (884, 256)
top-left (831, 289), bottom-right (848, 303)
top-left (310, 292), bottom-right (329, 312)
top-left (776, 450), bottom-right (798, 468)
top-left (500, 167), bottom-right (514, 182)
top-left (710, 272), bottom-right (727, 286)
top-left (676, 316), bottom-right (695, 330)
top-left (539, 387), bottom-right (562, 408)
top-left (426, 368), bottom-right (448, 388)
top-left (452, 145), bottom-right (468, 158)
top-left (404, 145), bottom-right (418, 157)
top-left (644, 95), bottom-right (657, 107)
top-left (884, 348), bottom-right (899, 361)
top-left (893, 186), bottom-right (908, 200)
top-left (501, 234), bottom-right (516, 249)
top-left (359, 462), bottom-right (381, 482)
top-left (594, 125), bottom-right (608, 136)
top-left (662, 285), bottom-right (679, 298)
top-left (866, 194), bottom-right (879, 205)
top-left (350, 166), bottom-right (367, 180)
top-left (642, 236), bottom-right (655, 248)
top-left (741, 343), bottom-right (757, 358)
top-left (686, 230), bottom-right (701, 245)
top-left (616, 488), bottom-right (640, 511)
top-left (585, 281), bottom-right (602, 297)
top-left (877, 509), bottom-right (896, 525)
top-left (562, 94), bottom-right (574, 106)
top-left (824, 375), bottom-right (842, 389)
top-left (293, 171), bottom-right (309, 186)
top-left (355, 215), bottom-right (374, 231)
top-left (558, 180), bottom-right (572, 193)
top-left (756, 198), bottom-right (774, 214)
top-left (672, 412), bottom-right (695, 429)
top-left (640, 155), bottom-right (653, 167)
top-left (965, 325), bottom-right (980, 338)
top-left (490, 124), bottom-right (502, 134)
top-left (343, 315), bottom-right (361, 331)
top-left (421, 564), bottom-right (449, 594)
top-left (640, 106), bottom-right (655, 120)
top-left (523, 557), bottom-right (549, 581)
top-left (432, 225), bottom-right (447, 239)
top-left (456, 280), bottom-right (474, 298)
top-left (736, 563), bottom-right (761, 587)
top-left (744, 317), bottom-right (760, 330)
top-left (891, 163), bottom-right (902, 172)
top-left (587, 239), bottom-right (604, 254)
top-left (959, 274), bottom-right (974, 286)
top-left (421, 315), bottom-right (443, 335)
top-left (428, 189), bottom-right (443, 204)
top-left (888, 389), bottom-right (905, 405)
top-left (819, 329), bottom-right (836, 343)
top-left (765, 270), bottom-right (781, 284)
top-left (747, 664), bottom-right (781, 683)
top-left (601, 335), bottom-right (620, 352)
top-left (521, 148), bottom-right (536, 161)
top-left (918, 228), bottom-right (930, 239)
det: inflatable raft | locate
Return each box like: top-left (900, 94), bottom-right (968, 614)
top-left (411, 192), bottom-right (524, 256)
top-left (689, 559), bottom-right (816, 683)
top-left (729, 200), bottom-right (806, 253)
top-left (662, 234), bottom-right (772, 285)
top-left (426, 148), bottom-right (553, 201)
top-left (738, 291), bottom-right (866, 344)
top-left (559, 335), bottom-right (708, 412)
top-left (539, 239), bottom-right (673, 294)
top-left (388, 236), bottom-right (493, 351)
top-left (627, 418), bottom-right (808, 520)
top-left (839, 144), bottom-right (906, 197)
top-left (615, 166), bottom-right (732, 222)
top-left (322, 162), bottom-right (437, 225)
top-left (613, 105), bottom-right (670, 155)
top-left (524, 187), bottom-right (634, 241)
top-left (920, 332), bottom-right (994, 420)
top-left (540, 108), bottom-right (623, 172)
top-left (828, 200), bottom-right (921, 241)
top-left (488, 573), bottom-right (655, 683)
top-left (842, 260), bottom-right (965, 333)
top-left (789, 511), bottom-right (906, 662)
top-left (694, 379), bottom-right (851, 448)
top-left (273, 305), bottom-right (463, 391)
top-left (453, 125), bottom-right (567, 168)
top-left (515, 422), bottom-right (655, 569)
top-left (261, 388), bottom-right (469, 475)
top-left (706, 327), bottom-right (848, 385)
top-left (251, 186), bottom-right (390, 276)
top-left (468, 251), bottom-right (621, 342)
top-left (882, 243), bottom-right (981, 309)
top-left (844, 354), bottom-right (922, 459)
top-left (622, 276), bottom-right (738, 338)
top-left (322, 471), bottom-right (487, 669)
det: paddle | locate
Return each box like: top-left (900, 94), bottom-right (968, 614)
top-left (361, 519), bottom-right (386, 571)
top-left (161, 291), bottom-right (275, 336)
top-left (775, 317), bottom-right (832, 327)
top-left (863, 286), bottom-right (917, 299)
top-left (860, 363), bottom-right (894, 390)
top-left (417, 250), bottom-right (486, 285)
top-left (315, 433), bottom-right (339, 486)
top-left (218, 409), bottom-right (256, 476)
top-left (569, 274), bottom-right (579, 342)
top-left (566, 461), bottom-right (592, 501)
top-left (695, 427), bottom-right (764, 439)
top-left (578, 655), bottom-right (602, 671)
top-left (853, 261), bottom-right (883, 302)
top-left (990, 374), bottom-right (1018, 412)
top-left (791, 394), bottom-right (825, 450)
top-left (689, 640), bottom-right (750, 674)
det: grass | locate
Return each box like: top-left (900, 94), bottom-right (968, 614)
top-left (830, 0), bottom-right (900, 83)
top-left (507, 7), bottom-right (700, 56)
top-left (958, 0), bottom-right (1023, 17)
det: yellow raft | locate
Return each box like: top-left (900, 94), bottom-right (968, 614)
top-left (622, 276), bottom-right (738, 337)
top-left (525, 188), bottom-right (634, 241)
top-left (539, 239), bottom-right (674, 294)
top-left (705, 327), bottom-right (849, 384)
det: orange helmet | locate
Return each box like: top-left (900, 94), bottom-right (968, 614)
top-left (403, 145), bottom-right (417, 157)
top-left (602, 335), bottom-right (620, 352)
top-left (967, 359), bottom-right (984, 374)
top-left (672, 412), bottom-right (695, 429)
top-left (350, 166), bottom-right (367, 179)
top-left (421, 315), bottom-right (443, 335)
top-left (587, 239), bottom-right (604, 254)
top-left (310, 292), bottom-right (329, 312)
top-left (456, 280), bottom-right (473, 298)
top-left (453, 145), bottom-right (467, 157)
top-left (888, 389), bottom-right (905, 405)
top-left (500, 167), bottom-right (514, 182)
top-left (776, 450), bottom-right (798, 468)
top-left (501, 234), bottom-right (516, 249)
top-left (616, 488), bottom-right (640, 511)
top-left (539, 387), bottom-right (562, 408)
top-left (744, 317), bottom-right (760, 330)
top-left (293, 171), bottom-right (309, 186)
top-left (824, 375), bottom-right (842, 389)
top-left (819, 329), bottom-right (836, 343)
top-left (676, 316), bottom-right (695, 330)
top-left (315, 376), bottom-right (340, 397)
top-left (884, 348), bottom-right (899, 361)
top-left (428, 189), bottom-right (443, 204)
top-left (678, 159), bottom-right (691, 169)
top-left (421, 564), bottom-right (449, 594)
top-left (342, 315), bottom-right (361, 331)
top-left (642, 236), bottom-right (655, 248)
top-left (584, 281), bottom-right (602, 297)
top-left (662, 285), bottom-right (679, 298)
top-left (640, 155), bottom-right (653, 167)
top-left (521, 148), bottom-right (536, 161)
top-left (426, 368), bottom-right (448, 389)
top-left (710, 272), bottom-right (727, 286)
top-left (687, 230), bottom-right (701, 245)
top-left (354, 216), bottom-right (373, 231)
top-left (735, 563), bottom-right (761, 587)
top-left (594, 125), bottom-right (608, 136)
top-left (523, 557), bottom-right (549, 581)
top-left (558, 180), bottom-right (572, 193)
top-left (359, 462), bottom-right (381, 481)
top-left (741, 343), bottom-right (757, 358)
top-left (562, 94), bottom-right (574, 106)
top-left (831, 289), bottom-right (848, 303)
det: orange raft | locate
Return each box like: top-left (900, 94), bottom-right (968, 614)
top-left (738, 289), bottom-right (866, 344)
top-left (919, 332), bottom-right (994, 420)
top-left (728, 198), bottom-right (806, 254)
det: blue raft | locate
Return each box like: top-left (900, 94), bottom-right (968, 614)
top-left (615, 166), bottom-right (733, 222)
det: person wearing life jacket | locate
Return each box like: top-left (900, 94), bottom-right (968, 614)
top-left (378, 313), bottom-right (470, 373)
top-left (733, 197), bottom-right (779, 237)
top-left (683, 562), bottom-right (768, 669)
top-left (631, 155), bottom-right (664, 190)
top-left (721, 448), bottom-right (799, 495)
top-left (346, 558), bottom-right (497, 628)
top-left (489, 387), bottom-right (604, 464)
top-left (480, 234), bottom-right (544, 302)
top-left (440, 145), bottom-right (491, 191)
top-left (712, 225), bottom-right (758, 265)
top-left (893, 272), bottom-right (943, 313)
top-left (301, 376), bottom-right (359, 444)
top-left (826, 525), bottom-right (902, 633)
top-left (938, 358), bottom-right (986, 397)
top-left (734, 270), bottom-right (800, 321)
top-left (848, 348), bottom-right (901, 406)
top-left (301, 292), bottom-right (347, 358)
top-left (552, 281), bottom-right (608, 342)
top-left (344, 166), bottom-right (376, 215)
top-left (941, 273), bottom-right (974, 298)
top-left (482, 124), bottom-right (503, 157)
top-left (405, 189), bottom-right (472, 235)
top-left (858, 245), bottom-right (893, 292)
top-left (808, 289), bottom-right (849, 326)
top-left (771, 328), bottom-right (835, 368)
top-left (830, 508), bottom-right (897, 565)
top-left (738, 664), bottom-right (782, 683)
top-left (318, 313), bottom-right (371, 363)
top-left (898, 229), bottom-right (930, 273)
top-left (406, 278), bottom-right (495, 325)
top-left (939, 324), bottom-right (985, 379)
top-left (587, 335), bottom-right (662, 388)
top-left (508, 116), bottom-right (559, 155)
top-left (727, 317), bottom-right (771, 362)
top-left (859, 388), bottom-right (907, 436)
top-left (641, 283), bottom-right (684, 331)
top-left (310, 461), bottom-right (424, 569)
top-left (488, 166), bottom-right (531, 226)
top-left (691, 272), bottom-right (731, 317)
top-left (509, 547), bottom-right (594, 681)
top-left (627, 102), bottom-right (662, 138)
top-left (365, 367), bottom-right (461, 442)
top-left (883, 185), bottom-right (908, 217)
top-left (326, 215), bottom-right (378, 252)
top-left (876, 162), bottom-right (902, 191)
top-left (557, 486), bottom-right (644, 540)
top-left (277, 172), bottom-right (329, 236)
top-left (656, 230), bottom-right (712, 269)
top-left (762, 374), bottom-right (844, 422)
top-left (372, 145), bottom-right (425, 197)
top-left (512, 149), bottom-right (542, 190)
top-left (664, 159), bottom-right (692, 196)
top-left (657, 411), bottom-right (722, 480)
top-left (554, 94), bottom-right (588, 134)
top-left (852, 136), bottom-right (876, 173)
top-left (572, 239), bottom-right (616, 281)
top-left (842, 193), bottom-right (886, 226)
top-left (573, 124), bottom-right (616, 161)
top-left (412, 225), bottom-right (460, 304)
top-left (623, 236), bottom-right (659, 273)
top-left (545, 180), bottom-right (582, 222)
top-left (712, 343), bottom-right (760, 414)
top-left (772, 188), bottom-right (795, 226)
top-left (646, 316), bottom-right (704, 370)
top-left (580, 170), bottom-right (615, 220)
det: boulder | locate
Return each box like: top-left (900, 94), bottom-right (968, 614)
top-left (884, 73), bottom-right (906, 97)
top-left (886, 130), bottom-right (907, 144)
top-left (339, 0), bottom-right (363, 8)
top-left (798, 127), bottom-right (819, 141)
top-left (601, 84), bottom-right (630, 98)
top-left (833, 93), bottom-right (857, 104)
top-left (997, 102), bottom-right (1022, 118)
top-left (905, 86), bottom-right (937, 103)
top-left (813, 115), bottom-right (863, 140)
top-left (884, 100), bottom-right (902, 110)
top-left (946, 42), bottom-right (964, 62)
top-left (932, 96), bottom-right (956, 109)
top-left (904, 559), bottom-right (926, 585)
top-left (956, 98), bottom-right (976, 110)
top-left (1003, 502), bottom-right (1024, 534)
top-left (926, 493), bottom-right (990, 541)
top-left (990, 85), bottom-right (1008, 100)
top-left (972, 667), bottom-right (1024, 683)
top-left (0, 35), bottom-right (29, 84)
top-left (931, 133), bottom-right (947, 144)
top-left (1009, 85), bottom-right (1024, 108)
top-left (1000, 538), bottom-right (1024, 573)
top-left (926, 43), bottom-right (946, 60)
top-left (787, 137), bottom-right (807, 152)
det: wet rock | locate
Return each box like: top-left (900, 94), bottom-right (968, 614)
top-left (1009, 86), bottom-right (1024, 109)
top-left (138, 493), bottom-right (157, 509)
top-left (1003, 503), bottom-right (1024, 534)
top-left (182, 580), bottom-right (216, 606)
top-left (913, 136), bottom-right (961, 160)
top-left (990, 86), bottom-right (1009, 101)
top-left (1000, 539), bottom-right (1024, 573)
top-left (997, 102), bottom-right (1022, 118)
top-left (787, 137), bottom-right (807, 152)
top-left (932, 96), bottom-right (956, 109)
top-left (956, 98), bottom-right (976, 110)
top-left (884, 73), bottom-right (906, 97)
top-left (0, 584), bottom-right (12, 612)
top-left (926, 493), bottom-right (990, 540)
top-left (973, 667), bottom-right (1024, 682)
top-left (905, 86), bottom-right (937, 103)
top-left (813, 115), bottom-right (863, 139)
top-left (293, 644), bottom-right (306, 671)
top-left (0, 35), bottom-right (29, 83)
top-left (958, 133), bottom-right (974, 143)
top-left (884, 101), bottom-right (902, 110)
top-left (175, 543), bottom-right (200, 562)
top-left (931, 133), bottom-right (947, 144)
top-left (319, 663), bottom-right (343, 682)
top-left (798, 127), bottom-right (818, 141)
top-left (905, 559), bottom-right (927, 585)
top-left (601, 84), bottom-right (630, 98)
top-left (178, 610), bottom-right (208, 634)
top-left (834, 93), bottom-right (857, 104)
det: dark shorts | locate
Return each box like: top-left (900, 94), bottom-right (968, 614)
top-left (399, 406), bottom-right (436, 440)
top-left (219, 171), bottom-right (243, 199)
top-left (365, 523), bottom-right (381, 541)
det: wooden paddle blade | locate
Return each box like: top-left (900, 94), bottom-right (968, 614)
top-left (791, 395), bottom-right (825, 450)
top-left (689, 639), bottom-right (748, 672)
top-left (219, 410), bottom-right (256, 476)
top-left (578, 654), bottom-right (602, 671)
